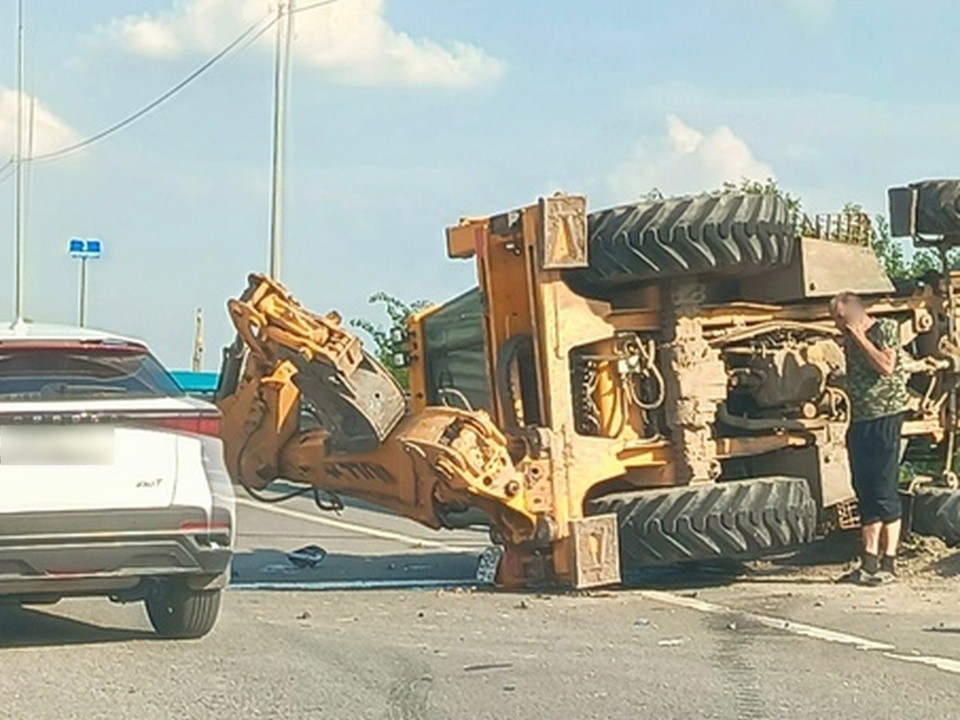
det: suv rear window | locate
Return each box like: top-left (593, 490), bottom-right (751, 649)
top-left (0, 344), bottom-right (184, 400)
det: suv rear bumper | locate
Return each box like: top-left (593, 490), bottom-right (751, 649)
top-left (0, 506), bottom-right (232, 599)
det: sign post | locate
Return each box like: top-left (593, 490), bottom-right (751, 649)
top-left (68, 238), bottom-right (102, 327)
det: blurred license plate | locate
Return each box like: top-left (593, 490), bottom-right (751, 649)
top-left (0, 425), bottom-right (115, 465)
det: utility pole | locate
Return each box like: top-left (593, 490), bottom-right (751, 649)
top-left (268, 0), bottom-right (295, 281)
top-left (14, 0), bottom-right (26, 320)
top-left (191, 308), bottom-right (204, 372)
top-left (78, 257), bottom-right (88, 327)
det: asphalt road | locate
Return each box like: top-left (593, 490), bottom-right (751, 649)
top-left (230, 492), bottom-right (489, 590)
top-left (1, 495), bottom-right (958, 720)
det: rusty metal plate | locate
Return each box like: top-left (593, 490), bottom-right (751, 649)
top-left (740, 237), bottom-right (894, 302)
top-left (540, 194), bottom-right (588, 270)
top-left (571, 513), bottom-right (621, 588)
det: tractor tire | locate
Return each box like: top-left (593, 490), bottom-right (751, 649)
top-left (566, 192), bottom-right (796, 296)
top-left (587, 476), bottom-right (816, 568)
top-left (145, 582), bottom-right (222, 639)
top-left (911, 487), bottom-right (960, 546)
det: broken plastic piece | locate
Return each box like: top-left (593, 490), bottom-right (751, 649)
top-left (476, 545), bottom-right (504, 584)
top-left (288, 544), bottom-right (328, 569)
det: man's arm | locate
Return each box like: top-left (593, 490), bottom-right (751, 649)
top-left (848, 320), bottom-right (897, 376)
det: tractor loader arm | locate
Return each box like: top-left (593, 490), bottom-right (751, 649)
top-left (216, 274), bottom-right (538, 545)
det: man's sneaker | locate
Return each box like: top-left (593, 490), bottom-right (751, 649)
top-left (880, 556), bottom-right (898, 576)
top-left (857, 567), bottom-right (898, 586)
top-left (873, 569), bottom-right (898, 585)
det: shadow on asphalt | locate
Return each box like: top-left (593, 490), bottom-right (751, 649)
top-left (933, 552), bottom-right (960, 577)
top-left (0, 604), bottom-right (153, 648)
top-left (228, 534), bottom-right (880, 593)
top-left (230, 548), bottom-right (482, 590)
top-left (622, 560), bottom-right (745, 590)
top-left (763, 531), bottom-right (861, 566)
top-left (621, 534), bottom-right (862, 590)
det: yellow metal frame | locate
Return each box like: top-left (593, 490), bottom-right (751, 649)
top-left (442, 198), bottom-right (677, 581)
top-left (410, 194), bottom-right (955, 585)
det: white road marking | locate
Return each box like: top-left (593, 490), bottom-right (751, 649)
top-left (883, 653), bottom-right (960, 675)
top-left (641, 590), bottom-right (960, 676)
top-left (230, 578), bottom-right (477, 592)
top-left (641, 590), bottom-right (893, 651)
top-left (235, 495), bottom-right (464, 551)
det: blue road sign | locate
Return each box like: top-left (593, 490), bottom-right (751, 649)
top-left (69, 237), bottom-right (102, 259)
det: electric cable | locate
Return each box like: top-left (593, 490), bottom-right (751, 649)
top-left (28, 12), bottom-right (278, 163)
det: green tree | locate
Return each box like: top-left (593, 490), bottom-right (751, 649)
top-left (720, 177), bottom-right (803, 217)
top-left (351, 292), bottom-right (430, 389)
top-left (868, 209), bottom-right (953, 280)
top-left (643, 177), bottom-right (802, 216)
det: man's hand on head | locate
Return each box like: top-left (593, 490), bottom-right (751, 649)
top-left (845, 313), bottom-right (870, 337)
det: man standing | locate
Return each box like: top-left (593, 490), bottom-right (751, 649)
top-left (830, 291), bottom-right (909, 585)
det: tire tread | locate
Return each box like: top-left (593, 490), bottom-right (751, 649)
top-left (567, 193), bottom-right (796, 294)
top-left (588, 476), bottom-right (816, 568)
top-left (146, 585), bottom-right (222, 639)
top-left (912, 487), bottom-right (960, 546)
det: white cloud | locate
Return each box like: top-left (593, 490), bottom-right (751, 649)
top-left (0, 88), bottom-right (81, 159)
top-left (607, 114), bottom-right (775, 199)
top-left (105, 0), bottom-right (504, 88)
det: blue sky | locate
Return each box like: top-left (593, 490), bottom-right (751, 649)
top-left (0, 0), bottom-right (958, 368)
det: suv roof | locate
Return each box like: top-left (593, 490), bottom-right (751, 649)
top-left (0, 320), bottom-right (144, 346)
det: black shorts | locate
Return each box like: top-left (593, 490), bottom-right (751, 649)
top-left (847, 412), bottom-right (904, 524)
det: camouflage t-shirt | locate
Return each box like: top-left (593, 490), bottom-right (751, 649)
top-left (844, 317), bottom-right (908, 421)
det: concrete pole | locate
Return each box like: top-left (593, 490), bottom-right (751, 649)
top-left (14, 0), bottom-right (26, 319)
top-left (78, 257), bottom-right (88, 327)
top-left (268, 0), bottom-right (295, 281)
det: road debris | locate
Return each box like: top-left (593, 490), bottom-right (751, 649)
top-left (287, 545), bottom-right (327, 569)
top-left (475, 546), bottom-right (503, 584)
top-left (925, 623), bottom-right (960, 634)
top-left (463, 662), bottom-right (514, 673)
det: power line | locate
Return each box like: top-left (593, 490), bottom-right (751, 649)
top-left (0, 159), bottom-right (17, 187)
top-left (0, 0), bottom-right (347, 178)
top-left (293, 0), bottom-right (342, 14)
top-left (28, 12), bottom-right (278, 164)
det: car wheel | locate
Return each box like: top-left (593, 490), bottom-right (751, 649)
top-left (145, 581), bottom-right (222, 639)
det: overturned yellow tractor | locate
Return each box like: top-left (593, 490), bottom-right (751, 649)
top-left (217, 180), bottom-right (960, 588)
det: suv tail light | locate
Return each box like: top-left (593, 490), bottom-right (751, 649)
top-left (180, 520), bottom-right (232, 547)
top-left (137, 412), bottom-right (222, 437)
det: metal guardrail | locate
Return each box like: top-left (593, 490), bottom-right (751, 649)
top-left (797, 211), bottom-right (873, 246)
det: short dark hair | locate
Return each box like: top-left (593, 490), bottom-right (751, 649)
top-left (830, 291), bottom-right (860, 316)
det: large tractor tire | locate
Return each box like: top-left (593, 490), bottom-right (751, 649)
top-left (566, 192), bottom-right (796, 297)
top-left (587, 476), bottom-right (816, 568)
top-left (888, 179), bottom-right (960, 238)
top-left (911, 487), bottom-right (960, 546)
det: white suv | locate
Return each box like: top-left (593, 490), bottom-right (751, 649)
top-left (0, 323), bottom-right (234, 639)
